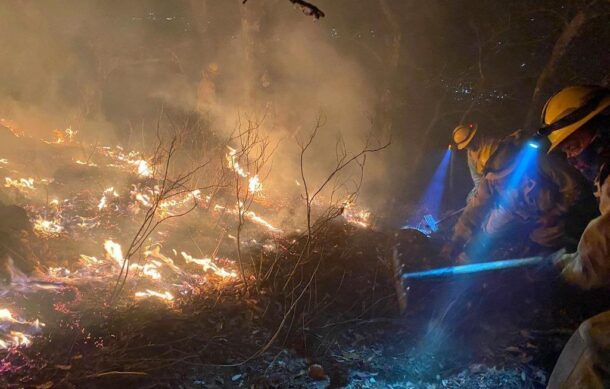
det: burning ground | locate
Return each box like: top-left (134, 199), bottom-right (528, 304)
top-left (0, 119), bottom-right (608, 389)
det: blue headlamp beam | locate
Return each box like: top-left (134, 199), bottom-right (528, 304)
top-left (417, 147), bottom-right (452, 217)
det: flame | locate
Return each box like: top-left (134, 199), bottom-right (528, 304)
top-left (343, 202), bottom-right (371, 228)
top-left (143, 246), bottom-right (183, 274)
top-left (134, 289), bottom-right (174, 301)
top-left (5, 177), bottom-right (35, 191)
top-left (44, 127), bottom-right (78, 145)
top-left (214, 204), bottom-right (282, 234)
top-left (134, 160), bottom-right (152, 177)
top-left (248, 175), bottom-right (263, 194)
top-left (1, 331), bottom-right (33, 348)
top-left (158, 189), bottom-right (202, 216)
top-left (226, 147), bottom-right (248, 177)
top-left (135, 192), bottom-right (152, 208)
top-left (96, 146), bottom-right (154, 178)
top-left (0, 308), bottom-right (18, 323)
top-left (104, 240), bottom-right (124, 267)
top-left (0, 307), bottom-right (43, 349)
top-left (130, 260), bottom-right (163, 280)
top-left (0, 118), bottom-right (26, 137)
top-left (97, 196), bottom-right (108, 210)
top-left (244, 211), bottom-right (282, 233)
top-left (181, 252), bottom-right (237, 278)
top-left (98, 187), bottom-right (119, 210)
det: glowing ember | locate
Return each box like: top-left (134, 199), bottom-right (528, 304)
top-left (75, 160), bottom-right (98, 167)
top-left (135, 289), bottom-right (174, 301)
top-left (48, 267), bottom-right (71, 277)
top-left (79, 254), bottom-right (103, 266)
top-left (33, 217), bottom-right (64, 238)
top-left (343, 202), bottom-right (372, 228)
top-left (345, 210), bottom-right (371, 228)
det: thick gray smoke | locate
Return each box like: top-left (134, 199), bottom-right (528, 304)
top-left (0, 0), bottom-right (384, 213)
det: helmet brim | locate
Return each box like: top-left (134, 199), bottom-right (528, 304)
top-left (455, 126), bottom-right (477, 150)
top-left (548, 96), bottom-right (610, 153)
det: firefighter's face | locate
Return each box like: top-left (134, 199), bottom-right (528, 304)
top-left (561, 127), bottom-right (595, 158)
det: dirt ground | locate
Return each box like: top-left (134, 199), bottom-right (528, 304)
top-left (2, 222), bottom-right (609, 389)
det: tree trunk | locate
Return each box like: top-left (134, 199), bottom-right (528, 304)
top-left (377, 0), bottom-right (402, 137)
top-left (523, 10), bottom-right (587, 130)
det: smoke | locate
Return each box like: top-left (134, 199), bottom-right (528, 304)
top-left (0, 1), bottom-right (385, 215)
top-left (204, 3), bottom-right (379, 196)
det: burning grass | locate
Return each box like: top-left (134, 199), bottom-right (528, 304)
top-left (0, 118), bottom-right (390, 386)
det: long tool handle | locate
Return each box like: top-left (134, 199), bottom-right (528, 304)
top-left (402, 255), bottom-right (547, 280)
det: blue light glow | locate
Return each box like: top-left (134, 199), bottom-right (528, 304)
top-left (410, 142), bottom-right (540, 366)
top-left (459, 143), bottom-right (540, 262)
top-left (527, 141), bottom-right (539, 149)
top-left (402, 148), bottom-right (452, 230)
top-left (418, 148), bottom-right (452, 218)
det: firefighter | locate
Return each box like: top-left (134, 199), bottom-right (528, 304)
top-left (451, 123), bottom-right (503, 202)
top-left (540, 86), bottom-right (610, 388)
top-left (443, 129), bottom-right (596, 263)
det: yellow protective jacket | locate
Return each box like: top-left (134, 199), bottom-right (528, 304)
top-left (452, 144), bottom-right (594, 251)
top-left (466, 136), bottom-right (502, 201)
top-left (557, 170), bottom-right (610, 289)
top-left (548, 156), bottom-right (610, 388)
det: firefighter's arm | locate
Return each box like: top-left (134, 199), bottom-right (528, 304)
top-left (447, 178), bottom-right (493, 254)
top-left (555, 177), bottom-right (610, 289)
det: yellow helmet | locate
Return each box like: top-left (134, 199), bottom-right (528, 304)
top-left (539, 86), bottom-right (610, 152)
top-left (452, 123), bottom-right (477, 150)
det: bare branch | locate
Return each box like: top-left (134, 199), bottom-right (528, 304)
top-left (242, 0), bottom-right (325, 19)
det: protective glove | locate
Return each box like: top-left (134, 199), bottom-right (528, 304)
top-left (551, 251), bottom-right (587, 287)
top-left (532, 248), bottom-right (568, 278)
top-left (552, 250), bottom-right (576, 269)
